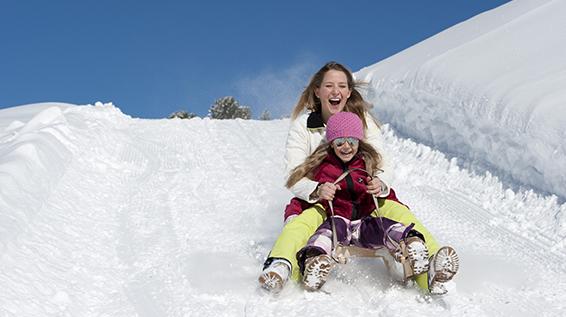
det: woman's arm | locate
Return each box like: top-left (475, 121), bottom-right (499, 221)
top-left (284, 115), bottom-right (320, 202)
top-left (364, 115), bottom-right (394, 196)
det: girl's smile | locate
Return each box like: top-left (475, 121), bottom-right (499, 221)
top-left (332, 138), bottom-right (359, 163)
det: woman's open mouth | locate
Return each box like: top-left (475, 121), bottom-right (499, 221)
top-left (329, 97), bottom-right (341, 106)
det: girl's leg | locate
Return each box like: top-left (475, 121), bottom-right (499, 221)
top-left (371, 199), bottom-right (440, 291)
top-left (354, 217), bottom-right (415, 251)
top-left (356, 217), bottom-right (429, 278)
top-left (267, 205), bottom-right (326, 281)
top-left (296, 216), bottom-right (350, 274)
top-left (296, 216), bottom-right (351, 291)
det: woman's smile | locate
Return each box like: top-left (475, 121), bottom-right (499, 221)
top-left (317, 69), bottom-right (352, 122)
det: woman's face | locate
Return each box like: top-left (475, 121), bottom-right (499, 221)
top-left (316, 69), bottom-right (352, 122)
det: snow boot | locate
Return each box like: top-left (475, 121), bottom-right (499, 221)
top-left (258, 258), bottom-right (291, 294)
top-left (406, 236), bottom-right (430, 276)
top-left (302, 254), bottom-right (334, 291)
top-left (428, 246), bottom-right (460, 295)
top-left (395, 236), bottom-right (430, 279)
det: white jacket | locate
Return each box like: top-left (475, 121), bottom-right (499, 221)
top-left (284, 112), bottom-right (394, 202)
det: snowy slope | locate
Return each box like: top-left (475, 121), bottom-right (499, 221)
top-left (356, 0), bottom-right (566, 199)
top-left (1, 103), bottom-right (565, 317)
top-left (3, 1), bottom-right (566, 316)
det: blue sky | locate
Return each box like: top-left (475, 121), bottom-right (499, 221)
top-left (0, 0), bottom-right (510, 119)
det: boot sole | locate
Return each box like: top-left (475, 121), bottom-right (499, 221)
top-left (428, 246), bottom-right (460, 295)
top-left (407, 238), bottom-right (430, 275)
top-left (431, 246), bottom-right (459, 282)
top-left (258, 271), bottom-right (284, 293)
top-left (302, 255), bottom-right (334, 291)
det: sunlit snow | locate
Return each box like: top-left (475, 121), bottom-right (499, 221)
top-left (356, 0), bottom-right (566, 199)
top-left (1, 0), bottom-right (566, 316)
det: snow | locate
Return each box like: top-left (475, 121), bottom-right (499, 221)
top-left (1, 101), bottom-right (564, 316)
top-left (1, 1), bottom-right (566, 316)
top-left (356, 0), bottom-right (566, 199)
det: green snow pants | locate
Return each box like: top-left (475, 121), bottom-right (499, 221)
top-left (268, 199), bottom-right (440, 292)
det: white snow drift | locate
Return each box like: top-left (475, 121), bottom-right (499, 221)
top-left (356, 0), bottom-right (566, 199)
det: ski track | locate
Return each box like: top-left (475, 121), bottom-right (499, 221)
top-left (1, 106), bottom-right (565, 316)
top-left (402, 185), bottom-right (565, 316)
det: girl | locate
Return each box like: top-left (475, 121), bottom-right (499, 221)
top-left (290, 112), bottom-right (430, 290)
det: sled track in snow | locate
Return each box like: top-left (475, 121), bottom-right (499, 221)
top-left (411, 186), bottom-right (565, 316)
top-left (434, 187), bottom-right (565, 273)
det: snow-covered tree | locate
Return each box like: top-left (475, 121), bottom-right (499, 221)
top-left (168, 110), bottom-right (198, 119)
top-left (209, 96), bottom-right (251, 119)
top-left (259, 109), bottom-right (272, 120)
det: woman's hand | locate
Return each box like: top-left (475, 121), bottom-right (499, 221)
top-left (366, 176), bottom-right (383, 195)
top-left (317, 182), bottom-right (341, 201)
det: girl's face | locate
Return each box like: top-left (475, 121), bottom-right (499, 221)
top-left (316, 70), bottom-right (352, 122)
top-left (331, 137), bottom-right (359, 163)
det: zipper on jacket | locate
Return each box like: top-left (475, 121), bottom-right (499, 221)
top-left (341, 160), bottom-right (360, 220)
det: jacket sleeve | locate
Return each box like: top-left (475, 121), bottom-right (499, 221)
top-left (284, 116), bottom-right (319, 202)
top-left (365, 115), bottom-right (394, 197)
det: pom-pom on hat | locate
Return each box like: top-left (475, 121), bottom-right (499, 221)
top-left (325, 112), bottom-right (364, 142)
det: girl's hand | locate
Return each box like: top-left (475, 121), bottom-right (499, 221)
top-left (366, 176), bottom-right (383, 195)
top-left (317, 182), bottom-right (341, 201)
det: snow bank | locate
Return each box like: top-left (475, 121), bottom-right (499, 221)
top-left (356, 0), bottom-right (566, 199)
top-left (0, 104), bottom-right (73, 253)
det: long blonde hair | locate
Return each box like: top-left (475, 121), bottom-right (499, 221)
top-left (291, 61), bottom-right (376, 129)
top-left (286, 140), bottom-right (382, 189)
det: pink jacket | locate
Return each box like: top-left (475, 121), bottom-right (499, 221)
top-left (284, 152), bottom-right (406, 221)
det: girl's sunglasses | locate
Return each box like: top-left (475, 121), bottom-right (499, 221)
top-left (332, 137), bottom-right (359, 147)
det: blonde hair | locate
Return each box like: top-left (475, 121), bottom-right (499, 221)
top-left (291, 61), bottom-right (377, 130)
top-left (286, 140), bottom-right (382, 188)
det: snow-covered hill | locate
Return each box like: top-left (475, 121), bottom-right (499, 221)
top-left (0, 103), bottom-right (564, 316)
top-left (2, 1), bottom-right (566, 316)
top-left (356, 0), bottom-right (566, 199)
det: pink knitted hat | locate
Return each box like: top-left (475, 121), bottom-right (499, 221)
top-left (325, 112), bottom-right (364, 142)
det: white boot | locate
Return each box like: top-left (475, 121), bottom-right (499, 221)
top-left (394, 236), bottom-right (430, 279)
top-left (428, 246), bottom-right (460, 295)
top-left (258, 259), bottom-right (291, 294)
top-left (302, 254), bottom-right (334, 291)
top-left (406, 236), bottom-right (430, 276)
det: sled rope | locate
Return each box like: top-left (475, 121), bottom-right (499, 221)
top-left (326, 168), bottom-right (416, 280)
top-left (327, 168), bottom-right (384, 264)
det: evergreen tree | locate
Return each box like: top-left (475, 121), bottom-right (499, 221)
top-left (168, 110), bottom-right (197, 119)
top-left (259, 109), bottom-right (272, 120)
top-left (209, 96), bottom-right (251, 119)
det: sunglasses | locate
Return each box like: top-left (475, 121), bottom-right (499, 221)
top-left (332, 137), bottom-right (359, 147)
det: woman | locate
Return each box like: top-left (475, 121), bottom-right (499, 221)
top-left (259, 62), bottom-right (458, 295)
